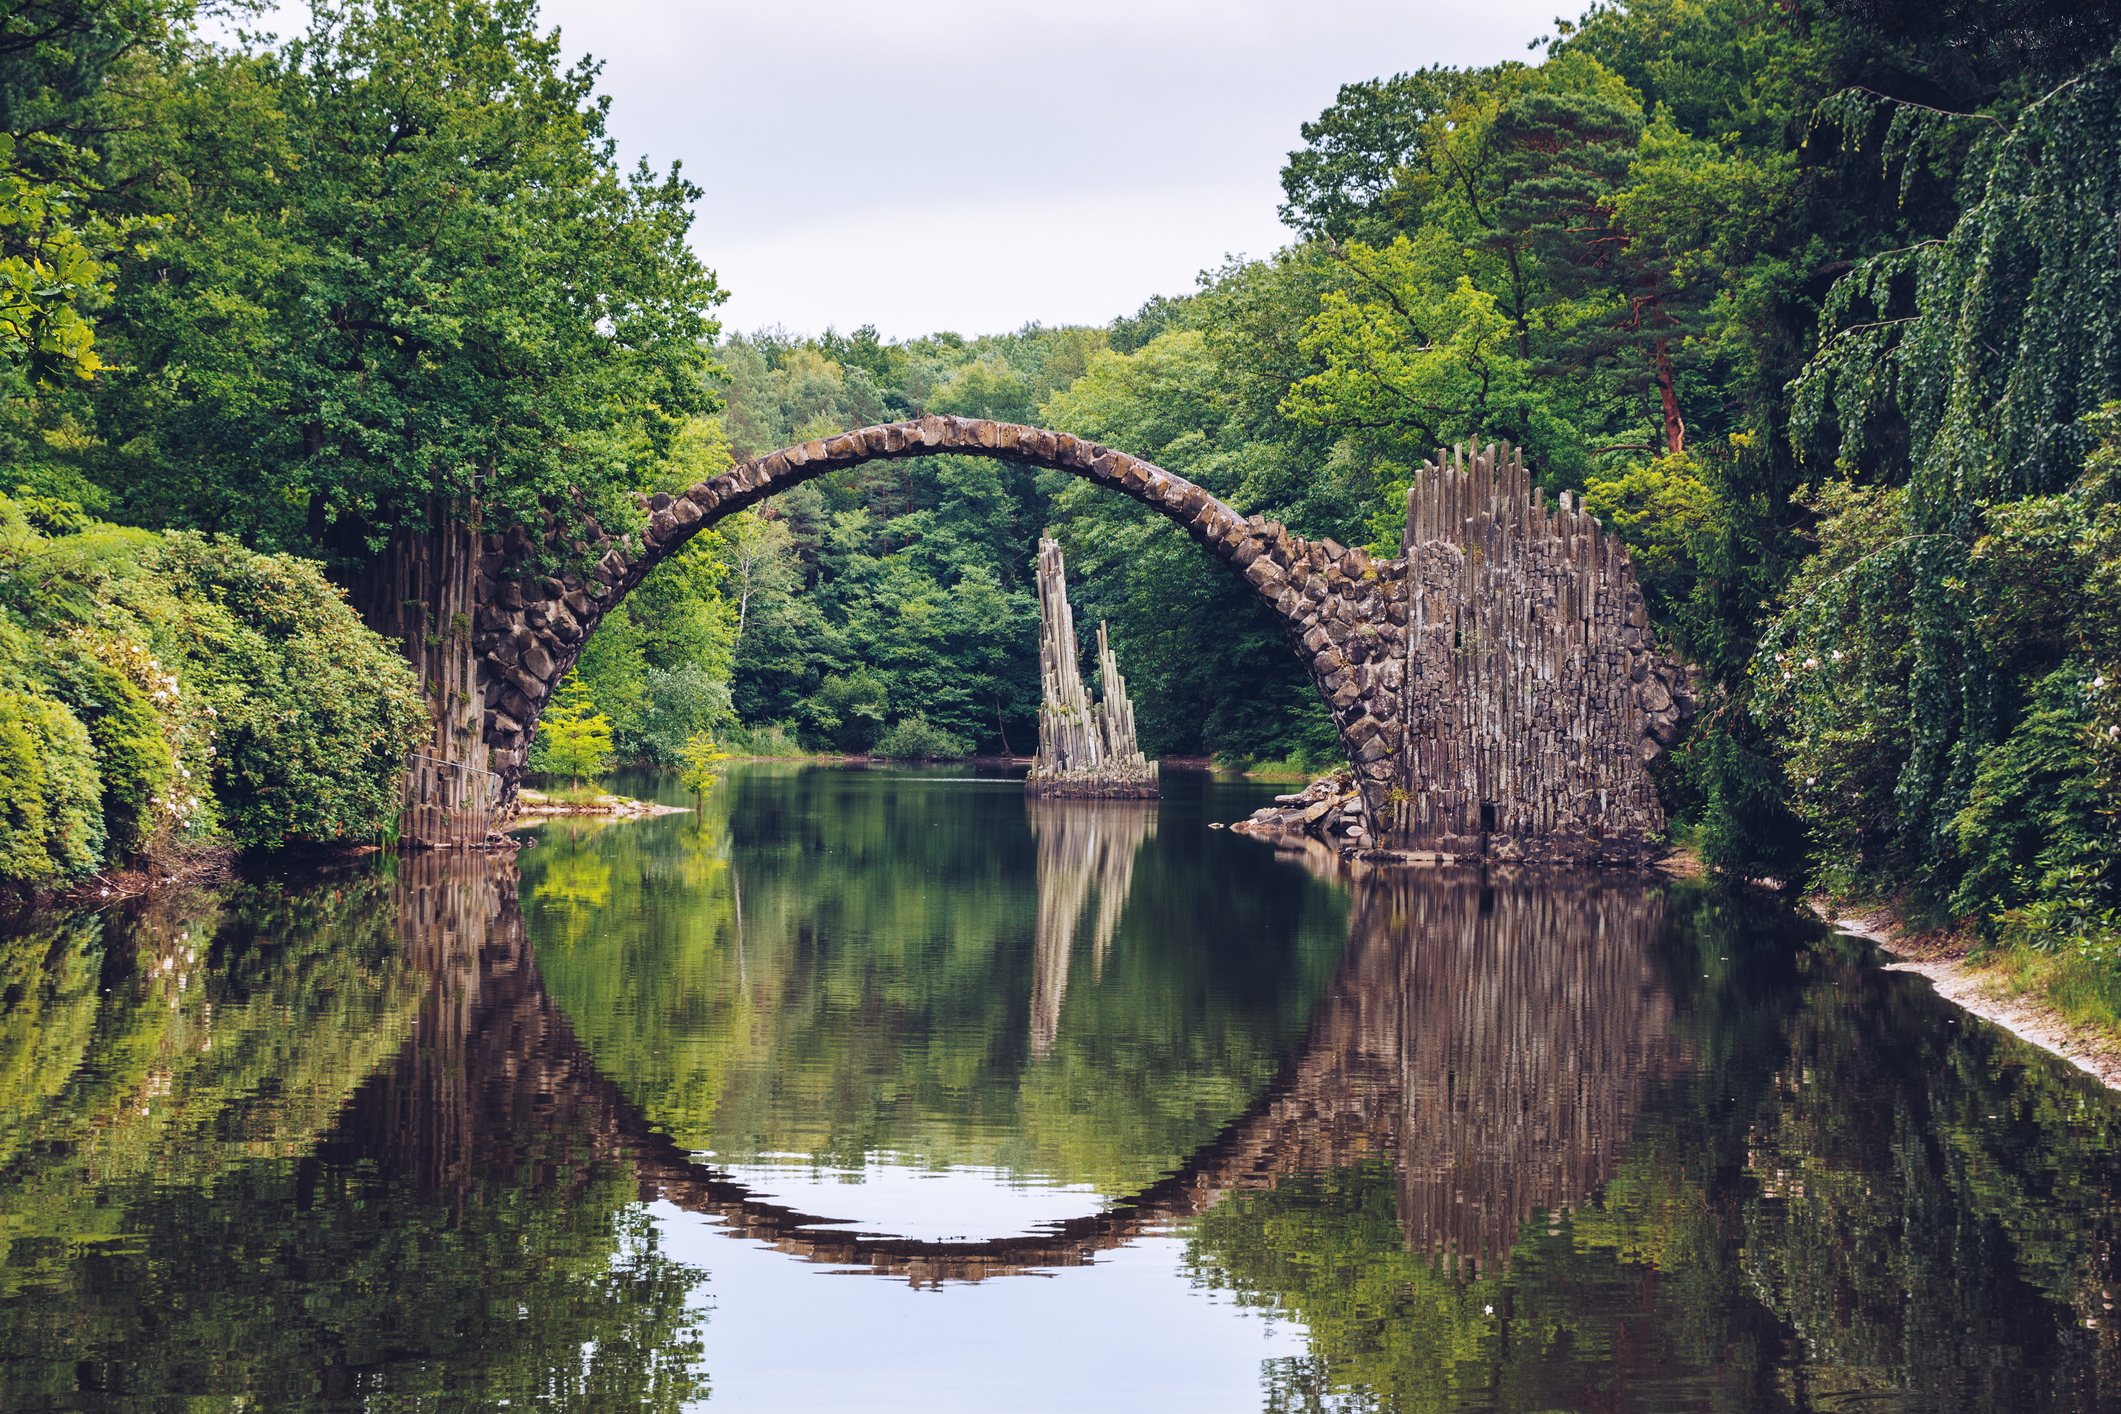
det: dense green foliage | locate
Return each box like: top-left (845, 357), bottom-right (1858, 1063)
top-left (0, 683), bottom-right (98, 882)
top-left (0, 497), bottom-right (425, 885)
top-left (0, 0), bottom-right (717, 860)
top-left (695, 326), bottom-right (1105, 757)
top-left (1764, 61), bottom-right (2121, 920)
top-left (1248, 0), bottom-right (2121, 914)
top-left (25, 0), bottom-right (720, 558)
top-left (505, 416), bottom-right (737, 775)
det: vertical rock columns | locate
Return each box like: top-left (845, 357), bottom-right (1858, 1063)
top-left (1396, 443), bottom-right (1691, 864)
top-left (1027, 536), bottom-right (1158, 797)
top-left (349, 509), bottom-right (500, 847)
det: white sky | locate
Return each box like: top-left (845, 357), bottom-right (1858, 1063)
top-left (538, 0), bottom-right (1570, 339)
top-left (238, 0), bottom-right (1570, 339)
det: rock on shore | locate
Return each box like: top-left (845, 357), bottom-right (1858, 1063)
top-left (1231, 773), bottom-right (1377, 852)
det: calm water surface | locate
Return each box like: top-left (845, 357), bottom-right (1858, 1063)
top-left (3, 764), bottom-right (2120, 1411)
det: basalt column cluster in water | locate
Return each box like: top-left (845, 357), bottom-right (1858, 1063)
top-left (1026, 537), bottom-right (1158, 799)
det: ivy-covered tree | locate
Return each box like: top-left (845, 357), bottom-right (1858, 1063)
top-left (1768, 57), bottom-right (2121, 916)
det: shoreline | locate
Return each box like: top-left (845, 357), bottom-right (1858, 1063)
top-left (513, 790), bottom-right (690, 820)
top-left (40, 839), bottom-right (381, 911)
top-left (1822, 902), bottom-right (2121, 1091)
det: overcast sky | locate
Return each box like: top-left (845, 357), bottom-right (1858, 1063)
top-left (245, 0), bottom-right (1569, 338)
top-left (529, 0), bottom-right (1578, 339)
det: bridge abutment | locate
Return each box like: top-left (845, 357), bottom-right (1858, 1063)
top-left (1389, 442), bottom-right (1690, 864)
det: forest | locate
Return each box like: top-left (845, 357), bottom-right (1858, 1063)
top-left (0, 0), bottom-right (2113, 963)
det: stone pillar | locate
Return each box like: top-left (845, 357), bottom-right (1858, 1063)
top-left (346, 506), bottom-right (500, 847)
top-left (1026, 537), bottom-right (1158, 799)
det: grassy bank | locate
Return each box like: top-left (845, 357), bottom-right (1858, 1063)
top-left (718, 724), bottom-right (810, 759)
top-left (1969, 946), bottom-right (2121, 1037)
top-left (1962, 904), bottom-right (2121, 1041)
top-left (1217, 754), bottom-right (1341, 784)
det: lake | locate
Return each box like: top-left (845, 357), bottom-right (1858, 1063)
top-left (2, 763), bottom-right (2118, 1411)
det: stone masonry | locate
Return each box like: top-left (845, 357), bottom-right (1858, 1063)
top-left (464, 417), bottom-right (1687, 862)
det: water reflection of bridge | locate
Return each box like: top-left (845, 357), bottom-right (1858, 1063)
top-left (339, 853), bottom-right (1677, 1283)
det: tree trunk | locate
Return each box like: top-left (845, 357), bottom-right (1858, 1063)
top-left (1653, 336), bottom-right (1685, 457)
top-left (343, 501), bottom-right (497, 847)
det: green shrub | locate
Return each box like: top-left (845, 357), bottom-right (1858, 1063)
top-left (0, 502), bottom-right (428, 862)
top-left (145, 534), bottom-right (428, 848)
top-left (805, 669), bottom-right (889, 753)
top-left (1237, 758), bottom-right (1314, 782)
top-left (36, 640), bottom-right (175, 860)
top-left (0, 688), bottom-right (102, 884)
top-left (873, 714), bottom-right (971, 761)
top-left (1951, 665), bottom-right (2108, 923)
top-left (630, 663), bottom-right (735, 767)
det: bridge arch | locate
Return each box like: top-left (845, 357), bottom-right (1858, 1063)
top-left (473, 414), bottom-right (1393, 805)
top-left (466, 420), bottom-right (1689, 860)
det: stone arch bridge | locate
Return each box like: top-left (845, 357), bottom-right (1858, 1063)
top-left (424, 417), bottom-right (1688, 863)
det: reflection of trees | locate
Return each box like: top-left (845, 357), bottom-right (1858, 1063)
top-left (529, 824), bottom-right (617, 947)
top-left (1739, 931), bottom-right (2121, 1410)
top-left (513, 828), bottom-right (1679, 1288)
top-left (0, 857), bottom-right (709, 1409)
top-left (524, 772), bottom-right (1346, 1195)
top-left (519, 859), bottom-right (1681, 1286)
top-left (1027, 799), bottom-right (1155, 1053)
top-left (0, 874), bottom-right (425, 1295)
top-left (1189, 880), bottom-right (2121, 1413)
top-left (12, 825), bottom-right (2115, 1407)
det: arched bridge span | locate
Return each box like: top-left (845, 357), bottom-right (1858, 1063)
top-left (477, 416), bottom-right (1326, 777)
top-left (464, 419), bottom-right (1689, 861)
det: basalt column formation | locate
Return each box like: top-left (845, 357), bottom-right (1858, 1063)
top-left (1394, 443), bottom-right (1690, 864)
top-left (1026, 537), bottom-right (1158, 799)
top-left (349, 513), bottom-right (502, 848)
